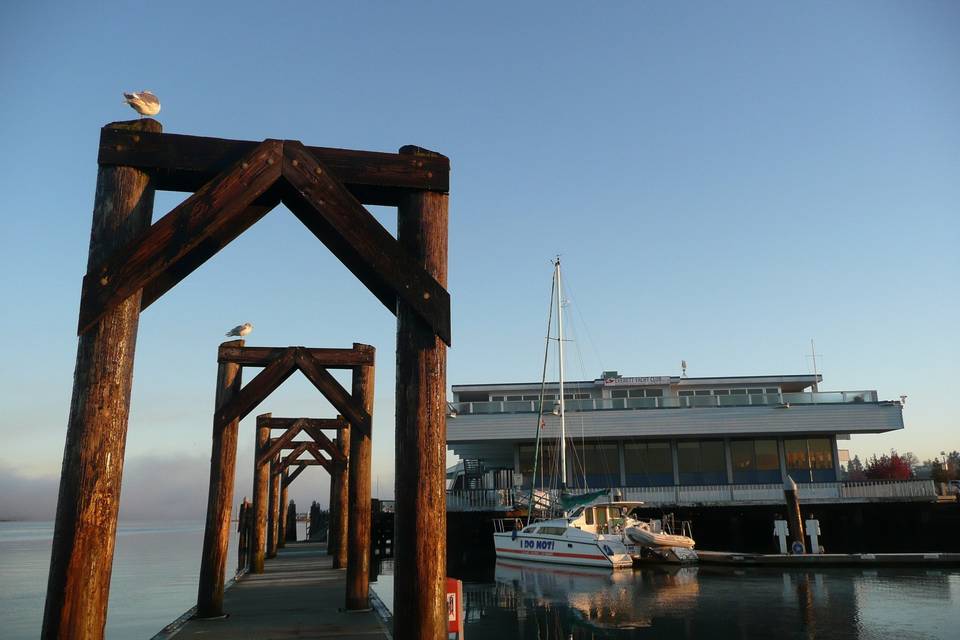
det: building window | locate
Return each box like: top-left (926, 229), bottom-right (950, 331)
top-left (612, 390), bottom-right (628, 398)
top-left (624, 441), bottom-right (673, 486)
top-left (518, 443), bottom-right (561, 489)
top-left (677, 440), bottom-right (726, 485)
top-left (784, 438), bottom-right (835, 482)
top-left (730, 439), bottom-right (780, 484)
top-left (581, 442), bottom-right (619, 487)
top-left (491, 396), bottom-right (504, 401)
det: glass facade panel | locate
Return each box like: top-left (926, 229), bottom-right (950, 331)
top-left (678, 440), bottom-right (726, 485)
top-left (785, 438), bottom-right (836, 482)
top-left (518, 443), bottom-right (562, 488)
top-left (581, 442), bottom-right (619, 487)
top-left (731, 439), bottom-right (781, 483)
top-left (624, 441), bottom-right (673, 486)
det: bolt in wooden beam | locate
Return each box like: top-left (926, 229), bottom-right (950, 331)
top-left (393, 146), bottom-right (449, 640)
top-left (197, 339), bottom-right (244, 618)
top-left (42, 118), bottom-right (161, 640)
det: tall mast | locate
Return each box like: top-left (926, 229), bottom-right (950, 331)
top-left (555, 258), bottom-right (567, 491)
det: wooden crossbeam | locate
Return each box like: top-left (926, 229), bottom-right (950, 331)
top-left (294, 349), bottom-right (372, 437)
top-left (218, 345), bottom-right (372, 369)
top-left (215, 349), bottom-right (297, 427)
top-left (284, 463), bottom-right (307, 486)
top-left (141, 192), bottom-right (281, 310)
top-left (98, 127), bottom-right (449, 203)
top-left (257, 419), bottom-right (306, 467)
top-left (78, 140), bottom-right (283, 334)
top-left (302, 425), bottom-right (346, 465)
top-left (282, 142), bottom-right (451, 345)
top-left (262, 416), bottom-right (346, 431)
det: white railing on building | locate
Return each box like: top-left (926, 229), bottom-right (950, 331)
top-left (445, 479), bottom-right (936, 511)
top-left (450, 390), bottom-right (881, 416)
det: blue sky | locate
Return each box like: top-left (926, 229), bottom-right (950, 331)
top-left (0, 2), bottom-right (957, 516)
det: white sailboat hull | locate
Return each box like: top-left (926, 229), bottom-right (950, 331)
top-left (493, 532), bottom-right (633, 569)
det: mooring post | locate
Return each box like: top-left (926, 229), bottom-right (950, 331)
top-left (346, 345), bottom-right (375, 609)
top-left (251, 414), bottom-right (271, 573)
top-left (267, 455), bottom-right (281, 559)
top-left (286, 499), bottom-right (298, 543)
top-left (394, 147), bottom-right (449, 640)
top-left (328, 463), bottom-right (339, 556)
top-left (237, 498), bottom-right (250, 573)
top-left (278, 470), bottom-right (289, 549)
top-left (196, 339), bottom-right (244, 618)
top-left (332, 421), bottom-right (350, 569)
top-left (784, 476), bottom-right (806, 554)
top-left (42, 119), bottom-right (161, 640)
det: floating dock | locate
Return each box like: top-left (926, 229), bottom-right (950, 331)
top-left (157, 543), bottom-right (389, 639)
top-left (697, 550), bottom-right (960, 567)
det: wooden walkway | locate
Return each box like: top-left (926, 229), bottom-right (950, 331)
top-left (165, 543), bottom-right (389, 639)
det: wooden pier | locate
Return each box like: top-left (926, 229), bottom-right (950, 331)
top-left (160, 543), bottom-right (389, 639)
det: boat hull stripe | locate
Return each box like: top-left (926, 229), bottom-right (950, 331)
top-left (495, 547), bottom-right (607, 561)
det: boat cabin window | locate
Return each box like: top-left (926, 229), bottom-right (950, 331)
top-left (569, 507), bottom-right (584, 518)
top-left (585, 508), bottom-right (594, 525)
top-left (539, 526), bottom-right (567, 536)
top-left (596, 507), bottom-right (609, 525)
top-left (522, 526), bottom-right (537, 533)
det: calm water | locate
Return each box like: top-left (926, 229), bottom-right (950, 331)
top-left (439, 560), bottom-right (960, 639)
top-left (0, 520), bottom-right (300, 639)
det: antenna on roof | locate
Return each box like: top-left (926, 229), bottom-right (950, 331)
top-left (681, 359), bottom-right (688, 378)
top-left (807, 339), bottom-right (822, 392)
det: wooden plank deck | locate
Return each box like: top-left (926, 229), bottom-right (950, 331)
top-left (164, 543), bottom-right (389, 639)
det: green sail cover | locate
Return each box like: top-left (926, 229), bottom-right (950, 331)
top-left (560, 489), bottom-right (609, 510)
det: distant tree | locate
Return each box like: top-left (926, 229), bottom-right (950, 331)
top-left (930, 452), bottom-right (960, 484)
top-left (900, 451), bottom-right (920, 470)
top-left (847, 455), bottom-right (866, 481)
top-left (864, 451), bottom-right (914, 481)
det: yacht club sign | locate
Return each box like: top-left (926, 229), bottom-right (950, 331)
top-left (602, 376), bottom-right (671, 386)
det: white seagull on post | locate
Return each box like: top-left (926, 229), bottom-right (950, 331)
top-left (225, 323), bottom-right (253, 337)
top-left (123, 91), bottom-right (161, 117)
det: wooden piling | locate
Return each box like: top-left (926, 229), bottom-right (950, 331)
top-left (42, 119), bottom-right (161, 640)
top-left (393, 151), bottom-right (449, 639)
top-left (251, 415), bottom-right (271, 573)
top-left (784, 476), bottom-right (806, 554)
top-left (331, 422), bottom-right (350, 569)
top-left (285, 499), bottom-right (298, 543)
top-left (268, 456), bottom-right (281, 559)
top-left (328, 467), bottom-right (338, 556)
top-left (278, 471), bottom-right (289, 549)
top-left (237, 498), bottom-right (250, 573)
top-left (197, 339), bottom-right (244, 617)
top-left (345, 346), bottom-right (375, 609)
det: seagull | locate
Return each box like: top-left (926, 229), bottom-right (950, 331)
top-left (123, 91), bottom-right (161, 117)
top-left (225, 322), bottom-right (253, 337)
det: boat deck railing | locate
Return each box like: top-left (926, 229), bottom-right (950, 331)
top-left (450, 390), bottom-right (881, 416)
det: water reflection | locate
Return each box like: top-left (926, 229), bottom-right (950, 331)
top-left (455, 560), bottom-right (960, 639)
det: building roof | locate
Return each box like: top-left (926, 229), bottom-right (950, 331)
top-left (452, 374), bottom-right (822, 392)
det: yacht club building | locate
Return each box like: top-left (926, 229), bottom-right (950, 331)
top-left (446, 371), bottom-right (926, 507)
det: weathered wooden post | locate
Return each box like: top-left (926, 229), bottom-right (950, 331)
top-left (328, 467), bottom-right (339, 555)
top-left (393, 146), bottom-right (449, 640)
top-left (278, 470), bottom-right (289, 549)
top-left (331, 421), bottom-right (350, 569)
top-left (42, 119), bottom-right (161, 640)
top-left (267, 455), bottom-right (281, 559)
top-left (197, 339), bottom-right (244, 617)
top-left (784, 476), bottom-right (806, 554)
top-left (237, 498), bottom-right (250, 573)
top-left (346, 345), bottom-right (375, 609)
top-left (286, 499), bottom-right (298, 542)
top-left (251, 415), bottom-right (271, 573)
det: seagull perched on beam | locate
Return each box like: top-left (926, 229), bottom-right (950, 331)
top-left (123, 90), bottom-right (161, 117)
top-left (225, 322), bottom-right (253, 337)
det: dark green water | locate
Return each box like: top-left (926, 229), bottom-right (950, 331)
top-left (449, 559), bottom-right (960, 639)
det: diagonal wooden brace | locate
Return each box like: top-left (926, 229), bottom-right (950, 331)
top-left (78, 139), bottom-right (284, 334)
top-left (294, 349), bottom-right (372, 437)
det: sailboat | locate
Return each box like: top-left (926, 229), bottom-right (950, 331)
top-left (492, 258), bottom-right (633, 569)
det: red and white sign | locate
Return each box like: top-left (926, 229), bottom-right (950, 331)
top-left (446, 577), bottom-right (464, 638)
